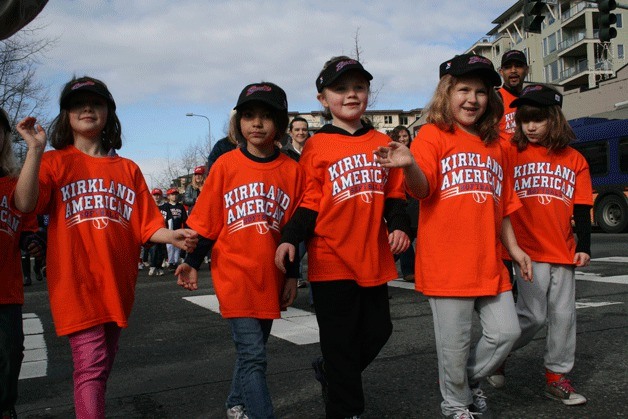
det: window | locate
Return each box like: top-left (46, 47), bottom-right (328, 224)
top-left (620, 138), bottom-right (628, 173)
top-left (384, 115), bottom-right (393, 124)
top-left (618, 44), bottom-right (625, 60)
top-left (573, 141), bottom-right (608, 176)
top-left (400, 116), bottom-right (408, 125)
top-left (616, 13), bottom-right (623, 29)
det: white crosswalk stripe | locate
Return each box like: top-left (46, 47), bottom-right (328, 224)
top-left (20, 313), bottom-right (48, 379)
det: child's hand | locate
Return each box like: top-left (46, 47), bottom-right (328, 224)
top-left (275, 243), bottom-right (296, 274)
top-left (511, 246), bottom-right (533, 282)
top-left (175, 263), bottom-right (198, 290)
top-left (281, 278), bottom-right (298, 309)
top-left (16, 117), bottom-right (47, 151)
top-left (172, 228), bottom-right (198, 252)
top-left (573, 252), bottom-right (590, 267)
top-left (388, 230), bottom-right (410, 254)
top-left (374, 142), bottom-right (414, 168)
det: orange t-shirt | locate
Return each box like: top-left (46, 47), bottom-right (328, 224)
top-left (508, 143), bottom-right (593, 264)
top-left (33, 146), bottom-right (165, 336)
top-left (498, 87), bottom-right (518, 136)
top-left (411, 124), bottom-right (521, 297)
top-left (299, 128), bottom-right (406, 286)
top-left (1, 176), bottom-right (38, 305)
top-left (186, 149), bottom-right (305, 319)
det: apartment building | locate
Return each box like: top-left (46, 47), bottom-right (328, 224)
top-left (466, 0), bottom-right (627, 119)
top-left (288, 108), bottom-right (424, 136)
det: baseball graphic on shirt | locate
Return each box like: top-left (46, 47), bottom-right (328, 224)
top-left (256, 222), bottom-right (270, 235)
top-left (361, 192), bottom-right (373, 203)
top-left (92, 217), bottom-right (109, 229)
top-left (538, 195), bottom-right (552, 205)
top-left (473, 192), bottom-right (487, 203)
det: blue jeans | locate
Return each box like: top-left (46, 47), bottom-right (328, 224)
top-left (226, 318), bottom-right (274, 419)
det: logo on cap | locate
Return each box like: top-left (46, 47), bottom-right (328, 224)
top-left (246, 85), bottom-right (272, 96)
top-left (71, 81), bottom-right (96, 91)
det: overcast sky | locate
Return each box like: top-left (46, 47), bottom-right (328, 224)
top-left (30, 0), bottom-right (511, 188)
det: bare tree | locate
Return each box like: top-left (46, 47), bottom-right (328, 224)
top-left (351, 27), bottom-right (382, 110)
top-left (0, 27), bottom-right (55, 162)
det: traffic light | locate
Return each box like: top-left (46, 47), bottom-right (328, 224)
top-left (523, 0), bottom-right (546, 34)
top-left (598, 0), bottom-right (618, 42)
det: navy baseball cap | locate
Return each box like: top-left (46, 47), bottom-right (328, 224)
top-left (60, 77), bottom-right (116, 110)
top-left (316, 58), bottom-right (373, 93)
top-left (501, 50), bottom-right (528, 67)
top-left (439, 53), bottom-right (502, 87)
top-left (235, 82), bottom-right (288, 112)
top-left (0, 107), bottom-right (10, 132)
top-left (510, 84), bottom-right (563, 108)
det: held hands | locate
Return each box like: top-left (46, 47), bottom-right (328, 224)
top-left (16, 117), bottom-right (47, 152)
top-left (511, 246), bottom-right (533, 282)
top-left (373, 142), bottom-right (414, 168)
top-left (573, 252), bottom-right (590, 267)
top-left (275, 242), bottom-right (296, 274)
top-left (388, 230), bottom-right (410, 254)
top-left (172, 228), bottom-right (198, 252)
top-left (175, 263), bottom-right (198, 290)
top-left (281, 278), bottom-right (298, 309)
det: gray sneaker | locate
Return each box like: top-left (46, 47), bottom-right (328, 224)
top-left (226, 405), bottom-right (248, 419)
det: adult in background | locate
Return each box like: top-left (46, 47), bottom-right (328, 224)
top-left (207, 135), bottom-right (238, 172)
top-left (390, 125), bottom-right (418, 282)
top-left (282, 116), bottom-right (309, 160)
top-left (281, 116), bottom-right (311, 289)
top-left (498, 49), bottom-right (529, 136)
top-left (182, 166), bottom-right (206, 213)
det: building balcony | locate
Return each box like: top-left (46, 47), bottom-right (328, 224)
top-left (558, 59), bottom-right (614, 86)
top-left (561, 1), bottom-right (596, 27)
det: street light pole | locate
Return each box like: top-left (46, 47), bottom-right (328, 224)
top-left (185, 112), bottom-right (211, 151)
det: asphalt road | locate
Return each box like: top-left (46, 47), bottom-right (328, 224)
top-left (15, 233), bottom-right (628, 418)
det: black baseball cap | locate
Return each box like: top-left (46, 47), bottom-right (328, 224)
top-left (510, 84), bottom-right (563, 108)
top-left (501, 50), bottom-right (528, 67)
top-left (316, 58), bottom-right (373, 93)
top-left (60, 77), bottom-right (116, 110)
top-left (0, 107), bottom-right (10, 132)
top-left (439, 53), bottom-right (501, 87)
top-left (235, 82), bottom-right (288, 111)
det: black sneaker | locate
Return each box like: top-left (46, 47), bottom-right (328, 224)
top-left (24, 276), bottom-right (32, 286)
top-left (312, 356), bottom-right (329, 405)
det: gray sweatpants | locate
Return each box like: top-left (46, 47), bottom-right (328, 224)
top-left (429, 292), bottom-right (520, 415)
top-left (512, 262), bottom-right (576, 373)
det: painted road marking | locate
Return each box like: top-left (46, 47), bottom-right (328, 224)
top-left (575, 301), bottom-right (623, 309)
top-left (183, 295), bottom-right (320, 345)
top-left (20, 313), bottom-right (48, 379)
top-left (576, 272), bottom-right (628, 285)
top-left (592, 257), bottom-right (628, 263)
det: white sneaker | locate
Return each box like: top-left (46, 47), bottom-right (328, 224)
top-left (148, 267), bottom-right (156, 276)
top-left (226, 405), bottom-right (248, 419)
top-left (138, 263), bottom-right (144, 270)
top-left (156, 269), bottom-right (164, 276)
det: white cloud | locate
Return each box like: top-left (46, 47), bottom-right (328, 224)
top-left (24, 0), bottom-right (512, 182)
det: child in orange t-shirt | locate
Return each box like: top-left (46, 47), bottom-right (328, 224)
top-left (487, 84), bottom-right (592, 406)
top-left (0, 107), bottom-right (44, 419)
top-left (176, 82), bottom-right (305, 419)
top-left (275, 56), bottom-right (410, 419)
top-left (14, 77), bottom-right (197, 419)
top-left (374, 54), bottom-right (532, 419)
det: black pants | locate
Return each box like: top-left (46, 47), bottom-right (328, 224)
top-left (0, 304), bottom-right (24, 412)
top-left (311, 281), bottom-right (393, 419)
